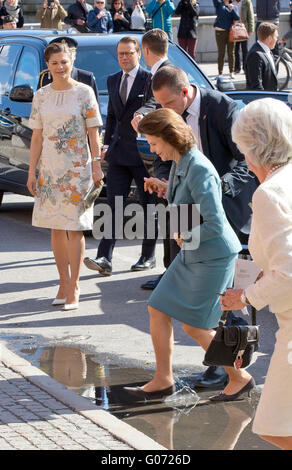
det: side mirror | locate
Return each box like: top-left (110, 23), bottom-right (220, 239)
top-left (9, 85), bottom-right (34, 102)
top-left (216, 76), bottom-right (236, 92)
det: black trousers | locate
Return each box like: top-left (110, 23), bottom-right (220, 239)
top-left (235, 40), bottom-right (248, 72)
top-left (97, 163), bottom-right (158, 262)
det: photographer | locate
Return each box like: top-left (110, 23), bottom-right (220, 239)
top-left (88, 0), bottom-right (113, 33)
top-left (175, 0), bottom-right (200, 60)
top-left (213, 0), bottom-right (240, 79)
top-left (36, 0), bottom-right (67, 29)
top-left (0, 0), bottom-right (23, 28)
top-left (110, 0), bottom-right (130, 32)
top-left (64, 0), bottom-right (92, 33)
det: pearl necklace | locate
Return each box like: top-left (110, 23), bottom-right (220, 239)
top-left (266, 163), bottom-right (287, 178)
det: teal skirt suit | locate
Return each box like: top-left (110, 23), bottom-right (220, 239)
top-left (148, 146), bottom-right (242, 330)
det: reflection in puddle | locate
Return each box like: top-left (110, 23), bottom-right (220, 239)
top-left (2, 340), bottom-right (275, 450)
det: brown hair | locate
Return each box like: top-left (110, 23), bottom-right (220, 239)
top-left (257, 22), bottom-right (278, 41)
top-left (138, 108), bottom-right (196, 155)
top-left (111, 0), bottom-right (125, 10)
top-left (152, 66), bottom-right (188, 93)
top-left (44, 42), bottom-right (72, 62)
top-left (142, 28), bottom-right (169, 56)
top-left (117, 36), bottom-right (140, 52)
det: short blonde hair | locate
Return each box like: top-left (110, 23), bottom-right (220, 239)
top-left (138, 108), bottom-right (196, 155)
top-left (231, 98), bottom-right (292, 168)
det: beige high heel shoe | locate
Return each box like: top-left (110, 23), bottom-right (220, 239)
top-left (62, 288), bottom-right (80, 311)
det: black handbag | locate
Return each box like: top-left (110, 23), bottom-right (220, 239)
top-left (203, 309), bottom-right (259, 369)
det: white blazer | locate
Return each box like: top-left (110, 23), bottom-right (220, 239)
top-left (246, 163), bottom-right (292, 313)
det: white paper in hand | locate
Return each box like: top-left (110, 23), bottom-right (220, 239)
top-left (234, 258), bottom-right (261, 316)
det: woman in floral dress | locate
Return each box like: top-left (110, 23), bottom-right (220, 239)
top-left (27, 41), bottom-right (103, 310)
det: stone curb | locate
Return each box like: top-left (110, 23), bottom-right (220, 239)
top-left (0, 344), bottom-right (166, 451)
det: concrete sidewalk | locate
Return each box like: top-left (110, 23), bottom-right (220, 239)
top-left (0, 345), bottom-right (165, 451)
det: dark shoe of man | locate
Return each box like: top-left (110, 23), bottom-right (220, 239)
top-left (234, 68), bottom-right (241, 74)
top-left (83, 256), bottom-right (112, 276)
top-left (194, 366), bottom-right (228, 389)
top-left (131, 256), bottom-right (156, 271)
top-left (140, 273), bottom-right (164, 290)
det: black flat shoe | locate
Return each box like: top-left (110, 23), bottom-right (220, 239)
top-left (124, 384), bottom-right (176, 400)
top-left (140, 274), bottom-right (163, 290)
top-left (209, 378), bottom-right (255, 402)
top-left (131, 256), bottom-right (156, 271)
top-left (194, 366), bottom-right (228, 389)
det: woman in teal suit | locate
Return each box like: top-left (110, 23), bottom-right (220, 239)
top-left (124, 108), bottom-right (254, 401)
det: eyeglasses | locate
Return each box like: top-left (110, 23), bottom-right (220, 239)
top-left (118, 51), bottom-right (136, 58)
top-left (95, 1), bottom-right (104, 3)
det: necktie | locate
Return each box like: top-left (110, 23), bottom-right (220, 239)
top-left (182, 109), bottom-right (189, 122)
top-left (143, 73), bottom-right (153, 104)
top-left (120, 73), bottom-right (129, 106)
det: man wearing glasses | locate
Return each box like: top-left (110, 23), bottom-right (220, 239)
top-left (88, 0), bottom-right (113, 33)
top-left (64, 0), bottom-right (92, 33)
top-left (83, 37), bottom-right (158, 276)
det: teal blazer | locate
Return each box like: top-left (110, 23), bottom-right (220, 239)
top-left (167, 146), bottom-right (241, 263)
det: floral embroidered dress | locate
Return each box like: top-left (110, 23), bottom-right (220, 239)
top-left (29, 82), bottom-right (102, 231)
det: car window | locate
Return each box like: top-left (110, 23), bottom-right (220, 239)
top-left (74, 43), bottom-right (212, 94)
top-left (167, 44), bottom-right (213, 89)
top-left (14, 46), bottom-right (40, 92)
top-left (0, 44), bottom-right (22, 95)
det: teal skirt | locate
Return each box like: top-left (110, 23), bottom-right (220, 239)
top-left (148, 253), bottom-right (237, 330)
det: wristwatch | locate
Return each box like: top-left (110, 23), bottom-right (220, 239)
top-left (92, 157), bottom-right (101, 161)
top-left (240, 291), bottom-right (250, 305)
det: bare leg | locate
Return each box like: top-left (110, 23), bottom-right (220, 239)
top-left (66, 230), bottom-right (85, 304)
top-left (259, 435), bottom-right (292, 450)
top-left (182, 324), bottom-right (252, 394)
top-left (141, 306), bottom-right (174, 393)
top-left (51, 229), bottom-right (70, 299)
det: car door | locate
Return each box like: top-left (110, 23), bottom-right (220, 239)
top-left (3, 45), bottom-right (41, 168)
top-left (0, 43), bottom-right (22, 160)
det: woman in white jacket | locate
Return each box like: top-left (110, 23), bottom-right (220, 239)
top-left (220, 98), bottom-right (292, 450)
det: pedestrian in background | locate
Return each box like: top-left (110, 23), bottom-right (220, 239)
top-left (213, 0), bottom-right (240, 79)
top-left (88, 0), bottom-right (113, 33)
top-left (36, 0), bottom-right (67, 30)
top-left (221, 98), bottom-right (292, 449)
top-left (64, 0), bottom-right (92, 33)
top-left (146, 0), bottom-right (175, 41)
top-left (175, 0), bottom-right (200, 60)
top-left (27, 41), bottom-right (103, 311)
top-left (246, 22), bottom-right (278, 91)
top-left (1, 13), bottom-right (16, 28)
top-left (0, 0), bottom-right (23, 28)
top-left (255, 0), bottom-right (280, 56)
top-left (110, 0), bottom-right (131, 32)
top-left (234, 0), bottom-right (254, 74)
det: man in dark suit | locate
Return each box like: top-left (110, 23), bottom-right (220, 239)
top-left (83, 36), bottom-right (157, 276)
top-left (246, 22), bottom-right (278, 91)
top-left (150, 65), bottom-right (258, 388)
top-left (131, 28), bottom-right (178, 291)
top-left (37, 37), bottom-right (99, 102)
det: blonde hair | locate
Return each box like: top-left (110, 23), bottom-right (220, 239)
top-left (232, 98), bottom-right (292, 168)
top-left (138, 108), bottom-right (196, 155)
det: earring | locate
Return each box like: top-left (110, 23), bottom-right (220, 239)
top-left (48, 71), bottom-right (51, 80)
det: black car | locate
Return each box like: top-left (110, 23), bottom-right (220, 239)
top-left (0, 29), bottom-right (291, 206)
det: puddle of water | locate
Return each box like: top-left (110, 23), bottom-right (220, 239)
top-left (1, 338), bottom-right (276, 450)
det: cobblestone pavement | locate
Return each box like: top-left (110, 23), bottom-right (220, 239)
top-left (0, 361), bottom-right (133, 451)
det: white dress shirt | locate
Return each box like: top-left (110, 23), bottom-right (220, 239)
top-left (151, 57), bottom-right (169, 76)
top-left (119, 64), bottom-right (140, 101)
top-left (185, 85), bottom-right (203, 152)
top-left (257, 40), bottom-right (276, 73)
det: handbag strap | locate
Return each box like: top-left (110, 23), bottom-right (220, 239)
top-left (152, 1), bottom-right (165, 19)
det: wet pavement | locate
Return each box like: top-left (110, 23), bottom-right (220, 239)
top-left (1, 337), bottom-right (276, 451)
